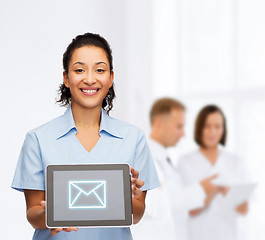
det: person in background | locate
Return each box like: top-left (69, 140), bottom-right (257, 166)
top-left (132, 98), bottom-right (220, 240)
top-left (178, 104), bottom-right (248, 240)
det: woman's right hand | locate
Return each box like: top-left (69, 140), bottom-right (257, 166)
top-left (190, 176), bottom-right (229, 217)
top-left (24, 189), bottom-right (78, 235)
top-left (40, 201), bottom-right (78, 236)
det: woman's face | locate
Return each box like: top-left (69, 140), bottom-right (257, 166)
top-left (201, 111), bottom-right (224, 148)
top-left (63, 46), bottom-right (114, 110)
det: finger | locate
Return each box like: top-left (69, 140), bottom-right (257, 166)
top-left (133, 188), bottom-right (142, 197)
top-left (131, 177), bottom-right (140, 185)
top-left (216, 186), bottom-right (226, 192)
top-left (50, 228), bottom-right (63, 236)
top-left (63, 227), bottom-right (78, 232)
top-left (130, 166), bottom-right (136, 178)
top-left (40, 200), bottom-right (46, 208)
top-left (132, 185), bottom-right (143, 198)
top-left (216, 186), bottom-right (225, 190)
top-left (130, 167), bottom-right (139, 179)
top-left (130, 166), bottom-right (134, 176)
top-left (134, 179), bottom-right (144, 188)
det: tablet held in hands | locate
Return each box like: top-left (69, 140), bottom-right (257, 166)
top-left (46, 164), bottom-right (132, 228)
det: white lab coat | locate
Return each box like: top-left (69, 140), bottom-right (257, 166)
top-left (131, 139), bottom-right (206, 240)
top-left (178, 149), bottom-right (247, 240)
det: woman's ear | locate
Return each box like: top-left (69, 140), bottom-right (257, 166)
top-left (63, 71), bottom-right (70, 88)
top-left (109, 71), bottom-right (114, 88)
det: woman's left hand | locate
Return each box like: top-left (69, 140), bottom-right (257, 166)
top-left (130, 166), bottom-right (144, 198)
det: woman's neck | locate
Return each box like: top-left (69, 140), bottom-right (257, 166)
top-left (199, 146), bottom-right (219, 165)
top-left (71, 102), bottom-right (102, 128)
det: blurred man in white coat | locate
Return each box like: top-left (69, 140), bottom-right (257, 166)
top-left (132, 98), bottom-right (221, 240)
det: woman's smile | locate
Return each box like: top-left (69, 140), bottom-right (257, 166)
top-left (80, 87), bottom-right (100, 96)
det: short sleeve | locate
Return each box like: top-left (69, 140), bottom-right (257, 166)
top-left (133, 130), bottom-right (160, 191)
top-left (11, 131), bottom-right (45, 192)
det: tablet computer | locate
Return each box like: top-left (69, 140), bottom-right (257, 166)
top-left (46, 164), bottom-right (132, 228)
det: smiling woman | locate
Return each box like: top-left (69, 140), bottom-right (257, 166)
top-left (63, 46), bottom-right (114, 115)
top-left (11, 32), bottom-right (160, 240)
top-left (57, 33), bottom-right (115, 114)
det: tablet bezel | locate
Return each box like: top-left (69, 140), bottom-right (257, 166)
top-left (46, 164), bottom-right (132, 228)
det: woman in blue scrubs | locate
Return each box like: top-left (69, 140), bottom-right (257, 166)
top-left (12, 32), bottom-right (160, 240)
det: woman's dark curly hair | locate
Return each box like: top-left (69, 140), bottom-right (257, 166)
top-left (57, 32), bottom-right (115, 114)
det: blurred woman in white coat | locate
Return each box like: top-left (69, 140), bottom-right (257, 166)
top-left (178, 105), bottom-right (248, 240)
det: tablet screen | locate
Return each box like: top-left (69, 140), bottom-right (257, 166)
top-left (46, 164), bottom-right (132, 227)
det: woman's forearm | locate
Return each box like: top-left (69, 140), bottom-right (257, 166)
top-left (132, 197), bottom-right (146, 224)
top-left (189, 189), bottom-right (219, 217)
top-left (27, 205), bottom-right (46, 229)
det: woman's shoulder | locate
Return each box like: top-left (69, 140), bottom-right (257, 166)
top-left (219, 148), bottom-right (239, 162)
top-left (108, 115), bottom-right (139, 129)
top-left (106, 114), bottom-right (145, 139)
top-left (179, 149), bottom-right (201, 162)
top-left (26, 113), bottom-right (66, 139)
top-left (177, 150), bottom-right (201, 176)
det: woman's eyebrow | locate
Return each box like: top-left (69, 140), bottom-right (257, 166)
top-left (72, 61), bottom-right (108, 67)
top-left (72, 61), bottom-right (85, 67)
top-left (96, 61), bottom-right (108, 66)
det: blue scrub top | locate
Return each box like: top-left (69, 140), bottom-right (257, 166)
top-left (12, 106), bottom-right (160, 240)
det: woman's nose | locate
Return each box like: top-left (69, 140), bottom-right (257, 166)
top-left (83, 72), bottom-right (96, 85)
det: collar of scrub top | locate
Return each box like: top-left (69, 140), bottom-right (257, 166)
top-left (56, 104), bottom-right (124, 140)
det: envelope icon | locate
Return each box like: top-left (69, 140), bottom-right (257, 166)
top-left (68, 180), bottom-right (106, 209)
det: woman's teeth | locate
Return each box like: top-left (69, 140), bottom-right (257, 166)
top-left (82, 89), bottom-right (97, 93)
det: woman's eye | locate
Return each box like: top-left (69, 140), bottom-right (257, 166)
top-left (96, 69), bottom-right (105, 73)
top-left (74, 69), bottom-right (84, 73)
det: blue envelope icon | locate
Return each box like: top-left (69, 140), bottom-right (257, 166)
top-left (68, 180), bottom-right (106, 209)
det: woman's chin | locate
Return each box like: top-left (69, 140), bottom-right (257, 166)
top-left (203, 143), bottom-right (218, 149)
top-left (72, 99), bottom-right (103, 109)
